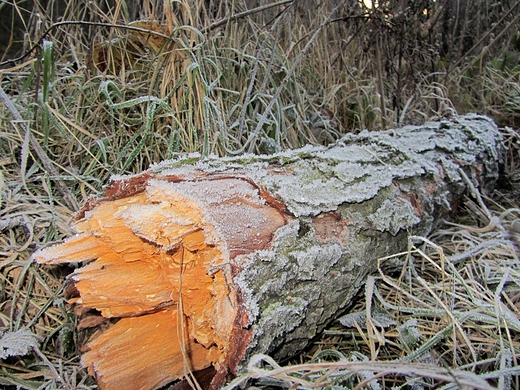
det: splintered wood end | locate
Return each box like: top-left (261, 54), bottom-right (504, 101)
top-left (34, 174), bottom-right (287, 390)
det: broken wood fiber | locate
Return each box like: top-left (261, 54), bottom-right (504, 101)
top-left (34, 114), bottom-right (504, 390)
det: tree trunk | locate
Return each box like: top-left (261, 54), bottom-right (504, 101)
top-left (34, 114), bottom-right (504, 390)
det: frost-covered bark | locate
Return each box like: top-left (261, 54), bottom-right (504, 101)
top-left (35, 114), bottom-right (504, 390)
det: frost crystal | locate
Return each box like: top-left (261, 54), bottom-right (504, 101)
top-left (0, 328), bottom-right (42, 360)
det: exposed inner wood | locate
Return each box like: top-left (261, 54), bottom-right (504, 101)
top-left (34, 177), bottom-right (286, 390)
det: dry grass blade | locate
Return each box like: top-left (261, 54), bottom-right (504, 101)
top-left (223, 354), bottom-right (496, 390)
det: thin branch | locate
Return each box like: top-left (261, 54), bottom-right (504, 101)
top-left (202, 0), bottom-right (294, 34)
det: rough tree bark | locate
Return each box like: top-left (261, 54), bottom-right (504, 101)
top-left (34, 114), bottom-right (504, 390)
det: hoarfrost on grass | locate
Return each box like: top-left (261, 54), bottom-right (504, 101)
top-left (398, 319), bottom-right (422, 350)
top-left (0, 328), bottom-right (42, 360)
top-left (339, 307), bottom-right (397, 329)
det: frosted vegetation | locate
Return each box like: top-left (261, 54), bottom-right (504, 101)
top-left (0, 0), bottom-right (519, 389)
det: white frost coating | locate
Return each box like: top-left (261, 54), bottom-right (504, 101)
top-left (32, 115), bottom-right (504, 376)
top-left (144, 115), bottom-right (503, 220)
top-left (235, 217), bottom-right (356, 361)
top-left (233, 221), bottom-right (302, 327)
top-left (315, 144), bottom-right (378, 163)
top-left (339, 307), bottom-right (397, 328)
top-left (206, 203), bottom-right (271, 249)
top-left (145, 179), bottom-right (204, 215)
top-left (172, 178), bottom-right (262, 206)
top-left (102, 115), bottom-right (505, 366)
top-left (148, 152), bottom-right (202, 172)
top-left (139, 176), bottom-right (285, 270)
top-left (33, 233), bottom-right (100, 263)
top-left (398, 319), bottom-right (422, 350)
top-left (333, 162), bottom-right (372, 182)
top-left (291, 248), bottom-right (317, 276)
top-left (436, 190), bottom-right (452, 211)
top-left (367, 198), bottom-right (420, 235)
top-left (250, 297), bottom-right (307, 352)
top-left (139, 179), bottom-right (227, 255)
top-left (166, 178), bottom-right (274, 253)
top-left (231, 265), bottom-right (259, 328)
top-left (121, 204), bottom-right (196, 250)
top-left (366, 127), bottom-right (438, 154)
top-left (247, 156), bottom-right (424, 216)
top-left (288, 244), bottom-right (343, 281)
top-left (153, 164), bottom-right (199, 178)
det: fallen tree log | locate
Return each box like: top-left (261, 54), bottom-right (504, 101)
top-left (34, 114), bottom-right (504, 390)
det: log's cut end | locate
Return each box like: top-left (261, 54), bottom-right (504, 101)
top-left (34, 176), bottom-right (287, 390)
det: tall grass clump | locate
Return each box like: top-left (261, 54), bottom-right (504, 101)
top-left (0, 0), bottom-right (519, 388)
